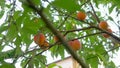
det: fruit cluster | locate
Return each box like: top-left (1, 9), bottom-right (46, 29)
top-left (34, 33), bottom-right (82, 51)
top-left (34, 33), bottom-right (49, 49)
top-left (53, 35), bottom-right (82, 51)
top-left (33, 11), bottom-right (113, 51)
top-left (99, 21), bottom-right (112, 38)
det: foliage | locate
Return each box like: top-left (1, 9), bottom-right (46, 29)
top-left (0, 0), bottom-right (120, 68)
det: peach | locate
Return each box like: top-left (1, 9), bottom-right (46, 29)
top-left (102, 28), bottom-right (112, 38)
top-left (34, 33), bottom-right (46, 46)
top-left (77, 11), bottom-right (86, 21)
top-left (40, 41), bottom-right (49, 50)
top-left (53, 35), bottom-right (66, 42)
top-left (99, 21), bottom-right (108, 30)
top-left (44, 41), bottom-right (49, 47)
top-left (68, 39), bottom-right (82, 51)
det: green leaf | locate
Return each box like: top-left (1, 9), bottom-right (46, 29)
top-left (108, 16), bottom-right (114, 21)
top-left (0, 0), bottom-right (5, 9)
top-left (21, 59), bottom-right (28, 68)
top-left (93, 0), bottom-right (99, 8)
top-left (109, 5), bottom-right (115, 14)
top-left (48, 63), bottom-right (62, 68)
top-left (48, 63), bottom-right (57, 68)
top-left (58, 45), bottom-right (65, 59)
top-left (86, 54), bottom-right (99, 68)
top-left (22, 3), bottom-right (33, 15)
top-left (6, 24), bottom-right (17, 42)
top-left (50, 45), bottom-right (59, 58)
top-left (105, 61), bottom-right (116, 68)
top-left (14, 35), bottom-right (22, 46)
top-left (0, 25), bottom-right (8, 34)
top-left (0, 50), bottom-right (15, 61)
top-left (21, 16), bottom-right (44, 34)
top-left (20, 32), bottom-right (32, 45)
top-left (35, 55), bottom-right (47, 68)
top-left (13, 11), bottom-right (22, 20)
top-left (52, 0), bottom-right (80, 12)
top-left (31, 0), bottom-right (41, 6)
top-left (94, 44), bottom-right (106, 54)
top-left (50, 45), bottom-right (65, 59)
top-left (96, 53), bottom-right (108, 65)
top-left (16, 15), bottom-right (24, 28)
top-left (0, 10), bottom-right (4, 19)
top-left (0, 63), bottom-right (15, 68)
top-left (14, 47), bottom-right (22, 57)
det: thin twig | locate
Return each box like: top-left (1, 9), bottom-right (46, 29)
top-left (94, 26), bottom-right (120, 43)
top-left (73, 32), bottom-right (103, 40)
top-left (63, 26), bottom-right (94, 36)
top-left (57, 15), bottom-right (69, 29)
top-left (89, 2), bottom-right (100, 23)
top-left (23, 42), bottom-right (58, 68)
top-left (80, 0), bottom-right (90, 7)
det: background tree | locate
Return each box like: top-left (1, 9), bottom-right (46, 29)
top-left (0, 0), bottom-right (120, 68)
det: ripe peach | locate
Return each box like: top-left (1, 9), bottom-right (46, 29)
top-left (99, 21), bottom-right (108, 30)
top-left (34, 33), bottom-right (46, 46)
top-left (34, 34), bottom-right (38, 44)
top-left (43, 41), bottom-right (49, 47)
top-left (68, 39), bottom-right (82, 51)
top-left (40, 41), bottom-right (49, 50)
top-left (77, 11), bottom-right (86, 21)
top-left (102, 28), bottom-right (112, 38)
top-left (53, 36), bottom-right (66, 42)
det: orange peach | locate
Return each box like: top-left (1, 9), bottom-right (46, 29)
top-left (68, 39), bottom-right (82, 51)
top-left (77, 11), bottom-right (86, 21)
top-left (44, 41), bottom-right (49, 47)
top-left (102, 28), bottom-right (112, 38)
top-left (53, 36), bottom-right (66, 42)
top-left (34, 33), bottom-right (46, 46)
top-left (40, 41), bottom-right (49, 50)
top-left (99, 21), bottom-right (108, 30)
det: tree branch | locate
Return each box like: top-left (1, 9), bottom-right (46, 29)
top-left (26, 0), bottom-right (89, 68)
top-left (93, 26), bottom-right (120, 43)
